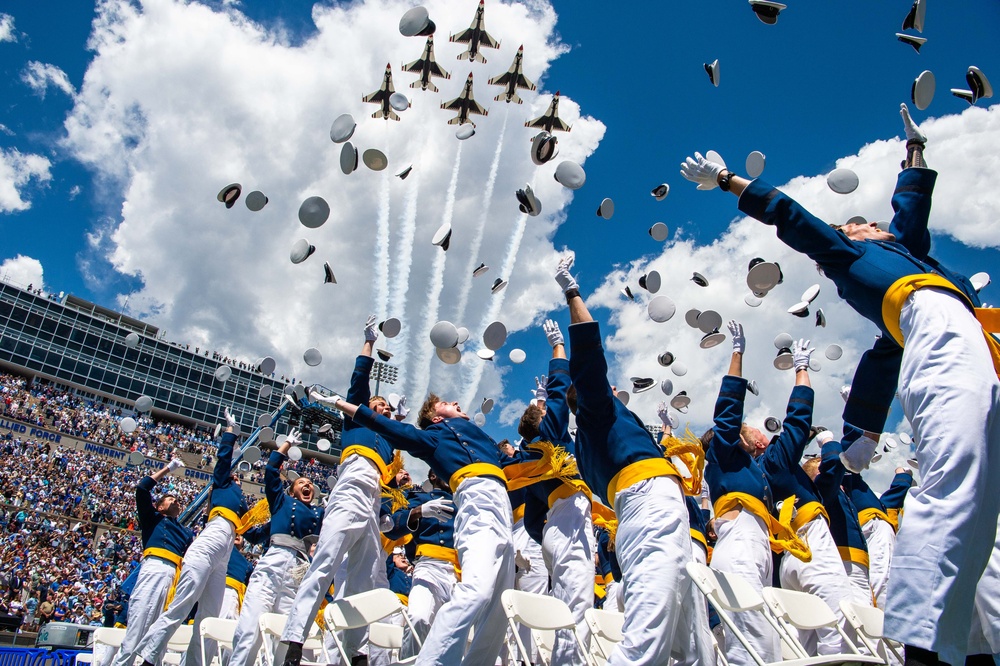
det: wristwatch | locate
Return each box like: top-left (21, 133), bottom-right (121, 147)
top-left (718, 170), bottom-right (733, 192)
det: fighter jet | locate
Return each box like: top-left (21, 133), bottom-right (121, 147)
top-left (441, 72), bottom-right (488, 125)
top-left (450, 0), bottom-right (500, 63)
top-left (488, 45), bottom-right (536, 104)
top-left (524, 91), bottom-right (571, 133)
top-left (362, 64), bottom-right (400, 121)
top-left (402, 37), bottom-right (451, 93)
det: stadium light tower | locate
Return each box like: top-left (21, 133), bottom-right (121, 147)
top-left (372, 361), bottom-right (399, 396)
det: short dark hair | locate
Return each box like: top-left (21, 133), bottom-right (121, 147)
top-left (699, 429), bottom-right (715, 452)
top-left (565, 385), bottom-right (578, 415)
top-left (518, 403), bottom-right (544, 441)
top-left (154, 494), bottom-right (176, 511)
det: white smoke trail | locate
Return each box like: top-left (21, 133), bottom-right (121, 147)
top-left (452, 106), bottom-right (509, 323)
top-left (459, 207), bottom-right (531, 409)
top-left (406, 142), bottom-right (464, 402)
top-left (375, 171), bottom-right (391, 321)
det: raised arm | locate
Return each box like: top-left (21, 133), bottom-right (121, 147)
top-left (761, 345), bottom-right (815, 474)
top-left (264, 428), bottom-right (301, 509)
top-left (711, 320), bottom-right (750, 460)
top-left (135, 476), bottom-right (160, 529)
top-left (539, 320), bottom-right (572, 444)
top-left (880, 469), bottom-right (914, 510)
top-left (815, 440), bottom-right (847, 499)
top-left (348, 404), bottom-right (435, 459)
top-left (890, 105), bottom-right (935, 258)
top-left (214, 411), bottom-right (238, 489)
top-left (843, 336), bottom-right (903, 435)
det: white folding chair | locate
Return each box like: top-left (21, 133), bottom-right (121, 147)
top-left (199, 617), bottom-right (237, 666)
top-left (500, 589), bottom-right (594, 666)
top-left (258, 613), bottom-right (328, 666)
top-left (839, 601), bottom-right (903, 665)
top-left (322, 589), bottom-right (421, 665)
top-left (367, 621), bottom-right (417, 664)
top-left (88, 627), bottom-right (126, 666)
top-left (686, 562), bottom-right (879, 666)
top-left (584, 608), bottom-right (624, 665)
top-left (163, 624), bottom-right (193, 665)
top-left (761, 588), bottom-right (883, 665)
top-left (74, 654), bottom-right (94, 666)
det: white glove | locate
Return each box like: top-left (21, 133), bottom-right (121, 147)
top-left (379, 514), bottom-right (394, 534)
top-left (680, 152), bottom-right (725, 191)
top-left (364, 314), bottom-right (379, 343)
top-left (421, 498), bottom-right (455, 522)
top-left (815, 429), bottom-right (835, 446)
top-left (515, 550), bottom-right (532, 571)
top-left (840, 385), bottom-right (851, 402)
top-left (792, 339), bottom-right (814, 372)
top-left (554, 256), bottom-right (579, 294)
top-left (900, 103), bottom-right (927, 144)
top-left (656, 402), bottom-right (671, 427)
top-left (167, 459), bottom-right (185, 472)
top-left (534, 375), bottom-right (549, 402)
top-left (285, 428), bottom-right (302, 447)
top-left (223, 407), bottom-right (237, 428)
top-left (543, 319), bottom-right (564, 348)
top-left (396, 395), bottom-right (409, 418)
top-left (840, 435), bottom-right (878, 473)
top-left (310, 390), bottom-right (344, 408)
top-left (728, 320), bottom-right (745, 355)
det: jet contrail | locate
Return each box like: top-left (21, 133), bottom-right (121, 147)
top-left (407, 142), bottom-right (464, 402)
top-left (453, 106), bottom-right (509, 324)
top-left (459, 207), bottom-right (531, 410)
top-left (375, 171), bottom-right (391, 321)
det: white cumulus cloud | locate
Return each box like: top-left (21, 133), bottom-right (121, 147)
top-left (0, 148), bottom-right (52, 212)
top-left (0, 13), bottom-right (16, 43)
top-left (0, 255), bottom-right (45, 290)
top-left (61, 0), bottom-right (604, 420)
top-left (21, 61), bottom-right (77, 99)
top-left (583, 104), bottom-right (1000, 494)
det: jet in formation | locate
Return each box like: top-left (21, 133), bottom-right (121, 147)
top-left (441, 72), bottom-right (489, 125)
top-left (450, 0), bottom-right (500, 63)
top-left (488, 45), bottom-right (536, 103)
top-left (402, 36), bottom-right (452, 93)
top-left (524, 91), bottom-right (571, 132)
top-left (363, 63), bottom-right (400, 120)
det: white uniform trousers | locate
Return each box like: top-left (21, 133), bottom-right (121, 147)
top-left (401, 556), bottom-right (457, 658)
top-left (885, 288), bottom-right (1000, 666)
top-left (111, 556), bottom-right (176, 666)
top-left (542, 490), bottom-right (594, 666)
top-left (281, 455), bottom-right (384, 662)
top-left (604, 581), bottom-right (623, 613)
top-left (688, 541), bottom-right (715, 666)
top-left (861, 518), bottom-right (896, 610)
top-left (137, 517), bottom-right (235, 666)
top-left (221, 588), bottom-right (240, 621)
top-left (968, 514), bottom-right (1000, 655)
top-left (228, 546), bottom-right (301, 666)
top-left (415, 476), bottom-right (514, 666)
top-left (509, 516), bottom-right (547, 664)
top-left (712, 509), bottom-right (780, 666)
top-left (611, 476), bottom-right (713, 666)
top-left (779, 517), bottom-right (854, 656)
top-left (843, 562), bottom-right (874, 607)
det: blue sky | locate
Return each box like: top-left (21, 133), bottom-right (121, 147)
top-left (1, 0), bottom-right (999, 487)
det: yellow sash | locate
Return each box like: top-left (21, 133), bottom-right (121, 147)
top-left (416, 543), bottom-right (462, 581)
top-left (838, 546), bottom-right (870, 568)
top-left (449, 463), bottom-right (506, 493)
top-left (547, 478), bottom-right (593, 509)
top-left (143, 548), bottom-right (183, 611)
top-left (512, 503), bottom-right (525, 525)
top-left (691, 529), bottom-right (709, 554)
top-left (882, 273), bottom-right (1000, 377)
top-left (208, 502), bottom-right (269, 535)
top-left (504, 441), bottom-right (579, 491)
top-left (857, 507), bottom-right (896, 531)
top-left (887, 508), bottom-right (902, 530)
top-left (381, 533), bottom-right (413, 555)
top-left (790, 501), bottom-right (830, 533)
top-left (713, 492), bottom-right (812, 562)
top-left (225, 577), bottom-right (246, 612)
top-left (395, 593), bottom-right (409, 606)
top-left (592, 502), bottom-right (618, 551)
top-left (340, 445), bottom-right (390, 483)
top-left (607, 458), bottom-right (680, 507)
top-left (661, 429), bottom-right (707, 497)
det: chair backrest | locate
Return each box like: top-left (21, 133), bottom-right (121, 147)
top-left (839, 601), bottom-right (884, 639)
top-left (259, 613), bottom-right (287, 637)
top-left (200, 618), bottom-right (238, 646)
top-left (325, 589), bottom-right (404, 630)
top-left (585, 609), bottom-right (624, 664)
top-left (368, 622), bottom-right (403, 651)
top-left (686, 562), bottom-right (766, 613)
top-left (93, 628), bottom-right (126, 650)
top-left (762, 587), bottom-right (837, 631)
top-left (166, 624), bottom-right (194, 651)
top-left (500, 589), bottom-right (577, 631)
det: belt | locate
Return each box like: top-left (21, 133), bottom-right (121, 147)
top-left (691, 529), bottom-right (708, 554)
top-left (504, 440), bottom-right (579, 491)
top-left (858, 507), bottom-right (894, 530)
top-left (208, 503), bottom-right (268, 535)
top-left (269, 533), bottom-right (309, 559)
top-left (416, 544), bottom-right (461, 580)
top-left (143, 548), bottom-right (183, 610)
top-left (607, 457), bottom-right (680, 507)
top-left (512, 503), bottom-right (525, 525)
top-left (882, 273), bottom-right (1000, 378)
top-left (449, 463), bottom-right (506, 493)
top-left (225, 577), bottom-right (246, 612)
top-left (714, 492), bottom-right (812, 562)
